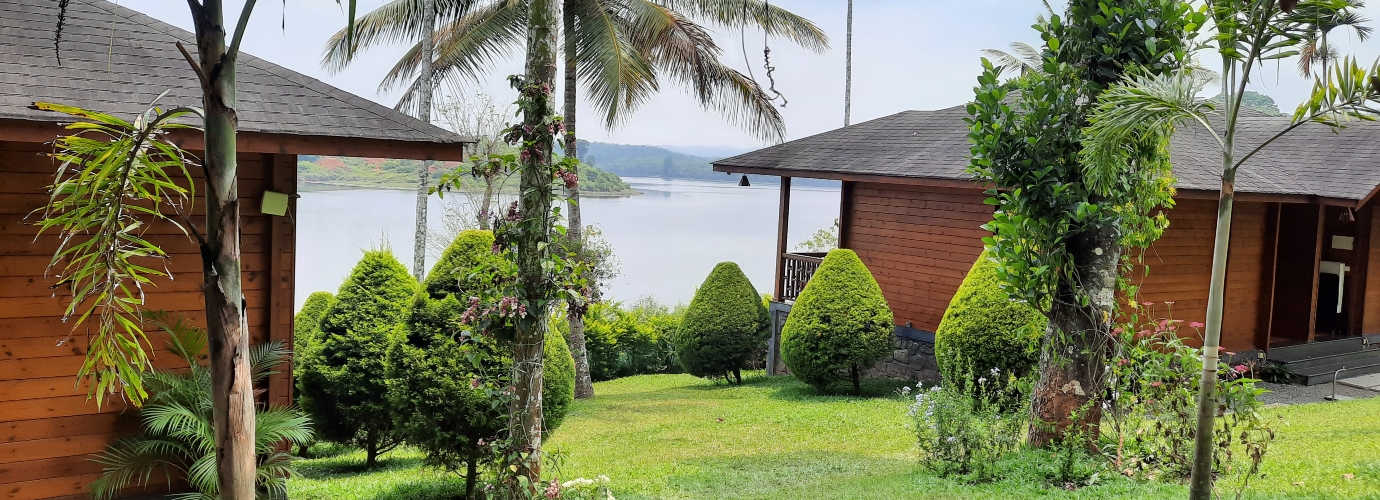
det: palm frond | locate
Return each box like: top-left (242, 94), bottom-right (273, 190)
top-left (321, 0), bottom-right (478, 73)
top-left (653, 0), bottom-right (829, 53)
top-left (185, 453), bottom-right (220, 497)
top-left (981, 41), bottom-right (1044, 77)
top-left (625, 0), bottom-right (784, 142)
top-left (1292, 55), bottom-right (1380, 126)
top-left (390, 0), bottom-right (527, 116)
top-left (572, 0), bottom-right (661, 128)
top-left (144, 310), bottom-right (208, 367)
top-left (251, 340), bottom-right (292, 382)
top-left (1081, 67), bottom-right (1220, 193)
top-left (89, 436), bottom-right (187, 500)
top-left (255, 406), bottom-right (316, 451)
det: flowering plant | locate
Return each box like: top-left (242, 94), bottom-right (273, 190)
top-left (908, 367), bottom-right (1029, 482)
top-left (1104, 301), bottom-right (1274, 488)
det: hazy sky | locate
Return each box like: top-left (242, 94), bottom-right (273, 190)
top-left (118, 0), bottom-right (1380, 150)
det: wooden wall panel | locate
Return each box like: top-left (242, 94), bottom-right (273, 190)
top-left (843, 182), bottom-right (990, 332)
top-left (1130, 199), bottom-right (1267, 351)
top-left (1364, 206), bottom-right (1380, 333)
top-left (0, 142), bottom-right (296, 499)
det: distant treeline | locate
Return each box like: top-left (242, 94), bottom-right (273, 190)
top-left (297, 155), bottom-right (635, 195)
top-left (579, 140), bottom-right (837, 188)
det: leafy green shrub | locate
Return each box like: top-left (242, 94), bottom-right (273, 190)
top-left (780, 249), bottom-right (893, 394)
top-left (292, 291), bottom-right (334, 454)
top-left (299, 249), bottom-right (417, 467)
top-left (390, 295), bottom-right (506, 498)
top-left (933, 251), bottom-right (1045, 387)
top-left (90, 312), bottom-right (311, 500)
top-left (543, 326), bottom-right (576, 432)
top-left (558, 301), bottom-right (681, 382)
top-left (675, 262), bottom-right (770, 383)
top-left (423, 229), bottom-right (502, 299)
top-left (909, 376), bottom-right (1028, 483)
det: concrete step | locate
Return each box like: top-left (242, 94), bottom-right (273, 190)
top-left (1269, 337), bottom-right (1366, 363)
top-left (1294, 361), bottom-right (1380, 386)
top-left (1274, 348), bottom-right (1380, 371)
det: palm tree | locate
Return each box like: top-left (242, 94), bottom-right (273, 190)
top-left (1284, 0), bottom-right (1371, 77)
top-left (323, 0), bottom-right (827, 398)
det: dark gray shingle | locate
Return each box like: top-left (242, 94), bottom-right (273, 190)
top-left (0, 0), bottom-right (469, 145)
top-left (715, 104), bottom-right (1380, 201)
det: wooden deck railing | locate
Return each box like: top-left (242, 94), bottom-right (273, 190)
top-left (780, 252), bottom-right (827, 301)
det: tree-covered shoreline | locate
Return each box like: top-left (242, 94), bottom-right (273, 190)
top-left (298, 155), bottom-right (639, 196)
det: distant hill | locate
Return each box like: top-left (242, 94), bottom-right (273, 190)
top-left (578, 140), bottom-right (835, 187)
top-left (654, 144), bottom-right (755, 158)
top-left (297, 155), bottom-right (636, 195)
top-left (1212, 90), bottom-right (1284, 116)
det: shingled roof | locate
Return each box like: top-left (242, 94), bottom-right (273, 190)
top-left (0, 0), bottom-right (470, 152)
top-left (714, 104), bottom-right (1380, 204)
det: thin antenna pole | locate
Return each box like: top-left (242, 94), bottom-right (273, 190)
top-left (844, 0), bottom-right (853, 126)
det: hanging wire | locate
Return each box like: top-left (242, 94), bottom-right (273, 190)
top-left (741, 0), bottom-right (787, 107)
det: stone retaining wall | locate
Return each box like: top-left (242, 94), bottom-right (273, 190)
top-left (767, 301), bottom-right (941, 383)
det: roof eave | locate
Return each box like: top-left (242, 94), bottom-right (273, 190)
top-left (1, 119), bottom-right (473, 162)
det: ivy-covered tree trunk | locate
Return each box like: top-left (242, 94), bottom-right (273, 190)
top-left (190, 3), bottom-right (255, 498)
top-left (562, 1), bottom-right (595, 400)
top-left (511, 0), bottom-right (559, 488)
top-left (1028, 223), bottom-right (1119, 447)
top-left (411, 0), bottom-right (438, 280)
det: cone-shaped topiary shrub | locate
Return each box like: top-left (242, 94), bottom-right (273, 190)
top-left (292, 291), bottom-right (334, 454)
top-left (299, 249), bottom-right (417, 467)
top-left (780, 249), bottom-right (893, 395)
top-left (389, 295), bottom-right (505, 497)
top-left (675, 262), bottom-right (769, 384)
top-left (423, 230), bottom-right (502, 299)
top-left (934, 251), bottom-right (1044, 387)
top-left (542, 326), bottom-right (576, 430)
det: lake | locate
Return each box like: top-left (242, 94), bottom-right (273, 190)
top-left (295, 177), bottom-right (841, 310)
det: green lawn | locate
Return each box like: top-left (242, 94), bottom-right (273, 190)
top-left (288, 374), bottom-right (1380, 499)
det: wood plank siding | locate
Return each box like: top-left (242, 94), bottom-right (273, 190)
top-left (840, 183), bottom-right (1275, 353)
top-left (1130, 199), bottom-right (1267, 352)
top-left (0, 140), bottom-right (296, 500)
top-left (843, 182), bottom-right (990, 332)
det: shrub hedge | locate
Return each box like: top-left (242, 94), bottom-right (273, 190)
top-left (780, 249), bottom-right (893, 394)
top-left (933, 251), bottom-right (1044, 386)
top-left (675, 262), bottom-right (769, 384)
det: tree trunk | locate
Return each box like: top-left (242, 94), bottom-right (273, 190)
top-left (1189, 177), bottom-right (1237, 500)
top-left (562, 0), bottom-right (595, 400)
top-left (192, 4), bottom-right (255, 499)
top-left (479, 172), bottom-right (496, 230)
top-left (465, 457), bottom-right (479, 500)
top-left (850, 364), bottom-right (860, 396)
top-left (511, 0), bottom-right (559, 489)
top-left (1027, 223), bottom-right (1119, 448)
top-left (734, 368), bottom-right (743, 385)
top-left (366, 437), bottom-right (379, 468)
top-left (411, 0), bottom-right (439, 280)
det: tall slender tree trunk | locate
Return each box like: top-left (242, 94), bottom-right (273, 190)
top-left (412, 0), bottom-right (439, 280)
top-left (1189, 74), bottom-right (1241, 496)
top-left (562, 1), bottom-right (595, 399)
top-left (191, 3), bottom-right (255, 498)
top-left (511, 0), bottom-right (559, 489)
top-left (478, 173), bottom-right (495, 230)
top-left (844, 0), bottom-right (853, 126)
top-left (1028, 223), bottom-right (1119, 447)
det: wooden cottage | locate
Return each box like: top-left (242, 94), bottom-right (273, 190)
top-left (715, 104), bottom-right (1380, 385)
top-left (0, 0), bottom-right (470, 498)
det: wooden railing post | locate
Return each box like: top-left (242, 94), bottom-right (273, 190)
top-left (774, 176), bottom-right (792, 302)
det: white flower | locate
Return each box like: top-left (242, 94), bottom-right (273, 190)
top-left (900, 386), bottom-right (912, 396)
top-left (597, 475), bottom-right (610, 484)
top-left (978, 377), bottom-right (987, 384)
top-left (946, 436), bottom-right (958, 443)
top-left (930, 385), bottom-right (942, 392)
top-left (990, 367), bottom-right (1001, 376)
